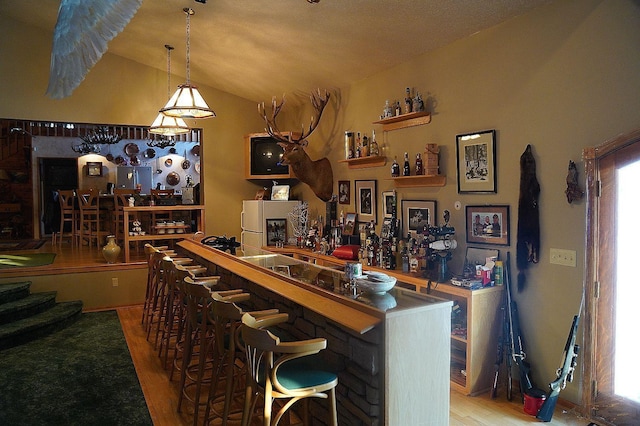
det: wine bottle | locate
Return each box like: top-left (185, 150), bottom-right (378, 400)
top-left (403, 152), bottom-right (410, 176)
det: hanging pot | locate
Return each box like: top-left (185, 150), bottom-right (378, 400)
top-left (181, 149), bottom-right (191, 170)
top-left (166, 172), bottom-right (180, 186)
top-left (124, 143), bottom-right (139, 156)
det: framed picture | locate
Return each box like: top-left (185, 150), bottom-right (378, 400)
top-left (382, 190), bottom-right (396, 218)
top-left (343, 213), bottom-right (357, 236)
top-left (265, 218), bottom-right (287, 246)
top-left (355, 180), bottom-right (377, 223)
top-left (338, 180), bottom-right (350, 204)
top-left (456, 129), bottom-right (497, 193)
top-left (86, 161), bottom-right (102, 177)
top-left (402, 200), bottom-right (437, 238)
top-left (271, 185), bottom-right (290, 200)
top-left (466, 205), bottom-right (510, 245)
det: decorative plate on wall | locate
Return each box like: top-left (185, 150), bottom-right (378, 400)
top-left (124, 143), bottom-right (139, 156)
top-left (166, 172), bottom-right (180, 186)
top-left (144, 148), bottom-right (156, 159)
top-left (194, 161), bottom-right (200, 174)
top-left (164, 158), bottom-right (173, 167)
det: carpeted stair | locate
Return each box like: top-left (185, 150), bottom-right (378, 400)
top-left (0, 281), bottom-right (83, 350)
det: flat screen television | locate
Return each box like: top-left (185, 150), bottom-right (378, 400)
top-left (244, 132), bottom-right (299, 180)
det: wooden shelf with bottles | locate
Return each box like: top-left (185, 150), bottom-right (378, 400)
top-left (372, 111), bottom-right (431, 132)
top-left (387, 174), bottom-right (446, 188)
top-left (338, 155), bottom-right (387, 169)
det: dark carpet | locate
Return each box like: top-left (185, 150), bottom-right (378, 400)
top-left (0, 239), bottom-right (46, 251)
top-left (0, 310), bottom-right (152, 426)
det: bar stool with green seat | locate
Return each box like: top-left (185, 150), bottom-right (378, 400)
top-left (240, 312), bottom-right (339, 426)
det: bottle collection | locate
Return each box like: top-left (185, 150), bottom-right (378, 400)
top-left (380, 86), bottom-right (425, 120)
top-left (390, 144), bottom-right (439, 178)
top-left (344, 130), bottom-right (380, 160)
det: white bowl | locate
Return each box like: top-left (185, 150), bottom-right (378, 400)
top-left (355, 276), bottom-right (397, 294)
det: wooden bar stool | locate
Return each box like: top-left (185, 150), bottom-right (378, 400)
top-left (55, 189), bottom-right (79, 246)
top-left (113, 188), bottom-right (136, 243)
top-left (78, 188), bottom-right (101, 247)
top-left (241, 312), bottom-right (338, 426)
top-left (142, 244), bottom-right (173, 329)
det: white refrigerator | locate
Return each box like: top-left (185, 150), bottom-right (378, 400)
top-left (241, 200), bottom-right (301, 254)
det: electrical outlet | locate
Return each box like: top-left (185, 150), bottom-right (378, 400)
top-left (112, 277), bottom-right (119, 287)
top-left (550, 248), bottom-right (577, 267)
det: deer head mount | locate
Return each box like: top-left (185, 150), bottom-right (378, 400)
top-left (258, 89), bottom-right (334, 202)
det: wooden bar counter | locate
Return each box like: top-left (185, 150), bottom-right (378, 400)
top-left (178, 239), bottom-right (453, 425)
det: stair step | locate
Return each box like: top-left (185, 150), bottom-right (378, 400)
top-left (0, 301), bottom-right (83, 350)
top-left (0, 281), bottom-right (32, 305)
top-left (0, 292), bottom-right (58, 325)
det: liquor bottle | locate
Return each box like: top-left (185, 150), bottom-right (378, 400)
top-left (404, 87), bottom-right (412, 114)
top-left (361, 134), bottom-right (369, 157)
top-left (369, 130), bottom-right (379, 156)
top-left (391, 156), bottom-right (400, 177)
top-left (395, 101), bottom-right (402, 116)
top-left (403, 152), bottom-right (410, 176)
top-left (415, 152), bottom-right (423, 175)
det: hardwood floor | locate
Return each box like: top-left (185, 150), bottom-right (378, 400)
top-left (116, 304), bottom-right (591, 426)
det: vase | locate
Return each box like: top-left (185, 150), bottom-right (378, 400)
top-left (102, 235), bottom-right (121, 264)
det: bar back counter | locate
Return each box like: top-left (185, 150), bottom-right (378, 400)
top-left (178, 239), bottom-right (453, 426)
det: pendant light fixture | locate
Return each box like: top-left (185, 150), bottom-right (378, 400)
top-left (160, 8), bottom-right (215, 119)
top-left (150, 44), bottom-right (190, 135)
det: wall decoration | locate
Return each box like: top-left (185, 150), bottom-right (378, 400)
top-left (456, 129), bottom-right (497, 193)
top-left (355, 180), bottom-right (377, 223)
top-left (266, 218), bottom-right (287, 246)
top-left (466, 205), bottom-right (510, 246)
top-left (382, 190), bottom-right (396, 218)
top-left (343, 213), bottom-right (357, 236)
top-left (86, 162), bottom-right (102, 177)
top-left (338, 180), bottom-right (350, 204)
top-left (402, 200), bottom-right (436, 238)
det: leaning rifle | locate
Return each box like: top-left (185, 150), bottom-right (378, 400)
top-left (536, 300), bottom-right (582, 422)
top-left (504, 252), bottom-right (534, 400)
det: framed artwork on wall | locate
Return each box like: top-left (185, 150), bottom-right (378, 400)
top-left (355, 180), bottom-right (377, 223)
top-left (86, 162), bottom-right (102, 177)
top-left (456, 129), bottom-right (497, 193)
top-left (465, 205), bottom-right (510, 245)
top-left (401, 200), bottom-right (437, 238)
top-left (265, 218), bottom-right (287, 246)
top-left (343, 213), bottom-right (357, 236)
top-left (382, 190), bottom-right (396, 218)
top-left (338, 180), bottom-right (350, 204)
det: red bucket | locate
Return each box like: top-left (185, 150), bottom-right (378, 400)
top-left (523, 389), bottom-right (546, 416)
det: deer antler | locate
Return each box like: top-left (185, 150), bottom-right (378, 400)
top-left (257, 88), bottom-right (330, 144)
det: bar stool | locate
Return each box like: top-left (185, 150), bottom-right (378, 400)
top-left (240, 312), bottom-right (338, 426)
top-left (150, 188), bottom-right (175, 222)
top-left (113, 188), bottom-right (136, 243)
top-left (78, 188), bottom-right (101, 247)
top-left (142, 244), bottom-right (173, 329)
top-left (55, 189), bottom-right (79, 246)
top-left (205, 293), bottom-right (279, 426)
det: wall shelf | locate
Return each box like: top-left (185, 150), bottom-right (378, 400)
top-left (373, 111), bottom-right (431, 131)
top-left (338, 155), bottom-right (387, 169)
top-left (387, 174), bottom-right (446, 188)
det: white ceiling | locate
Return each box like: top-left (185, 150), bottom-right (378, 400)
top-left (1, 0), bottom-right (552, 103)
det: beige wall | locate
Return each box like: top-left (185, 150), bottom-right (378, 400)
top-left (2, 0), bottom-right (640, 405)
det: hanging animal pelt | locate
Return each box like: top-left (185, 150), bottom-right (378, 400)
top-left (516, 144), bottom-right (540, 291)
top-left (565, 160), bottom-right (584, 203)
top-left (46, 0), bottom-right (143, 99)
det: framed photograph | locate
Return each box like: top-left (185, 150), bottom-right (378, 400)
top-left (271, 185), bottom-right (290, 200)
top-left (355, 180), bottom-right (377, 223)
top-left (402, 200), bottom-right (437, 238)
top-left (338, 180), bottom-right (350, 204)
top-left (382, 190), bottom-right (396, 218)
top-left (456, 129), bottom-right (497, 193)
top-left (86, 161), bottom-right (102, 177)
top-left (466, 205), bottom-right (510, 245)
top-left (265, 218), bottom-right (287, 246)
top-left (343, 213), bottom-right (357, 236)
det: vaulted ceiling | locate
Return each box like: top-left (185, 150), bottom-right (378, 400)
top-left (1, 0), bottom-right (551, 103)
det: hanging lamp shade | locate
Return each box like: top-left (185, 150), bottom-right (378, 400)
top-left (161, 8), bottom-right (215, 119)
top-left (150, 44), bottom-right (191, 135)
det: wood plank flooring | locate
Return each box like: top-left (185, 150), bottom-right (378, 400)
top-left (116, 304), bottom-right (591, 426)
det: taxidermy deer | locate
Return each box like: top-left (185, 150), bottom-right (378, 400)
top-left (258, 89), bottom-right (334, 202)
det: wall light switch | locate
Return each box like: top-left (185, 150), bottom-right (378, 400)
top-left (550, 248), bottom-right (577, 267)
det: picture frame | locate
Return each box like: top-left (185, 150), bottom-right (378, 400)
top-left (338, 180), bottom-right (350, 205)
top-left (86, 161), bottom-right (102, 177)
top-left (343, 213), bottom-right (357, 236)
top-left (265, 218), bottom-right (287, 246)
top-left (401, 200), bottom-right (437, 238)
top-left (382, 190), bottom-right (396, 218)
top-left (456, 129), bottom-right (497, 193)
top-left (355, 180), bottom-right (377, 223)
top-left (466, 205), bottom-right (510, 245)
top-left (271, 185), bottom-right (290, 201)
